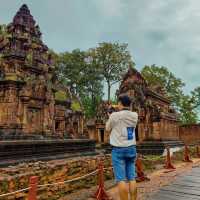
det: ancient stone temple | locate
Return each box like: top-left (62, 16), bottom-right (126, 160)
top-left (88, 67), bottom-right (181, 149)
top-left (118, 67), bottom-right (180, 143)
top-left (87, 101), bottom-right (111, 143)
top-left (0, 4), bottom-right (83, 138)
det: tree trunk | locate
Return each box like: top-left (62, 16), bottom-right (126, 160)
top-left (107, 82), bottom-right (111, 102)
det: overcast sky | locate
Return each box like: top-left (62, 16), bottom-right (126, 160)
top-left (1, 0), bottom-right (200, 97)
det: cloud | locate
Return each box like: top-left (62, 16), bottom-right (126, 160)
top-left (1, 0), bottom-right (200, 96)
top-left (92, 0), bottom-right (125, 18)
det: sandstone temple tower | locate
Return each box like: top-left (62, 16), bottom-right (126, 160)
top-left (118, 67), bottom-right (180, 142)
top-left (0, 4), bottom-right (83, 138)
top-left (88, 67), bottom-right (181, 147)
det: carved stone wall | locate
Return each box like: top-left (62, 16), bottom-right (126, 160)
top-left (0, 4), bottom-right (84, 138)
top-left (118, 67), bottom-right (179, 142)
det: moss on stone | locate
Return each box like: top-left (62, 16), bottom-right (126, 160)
top-left (71, 101), bottom-right (81, 111)
top-left (55, 90), bottom-right (68, 101)
top-left (5, 74), bottom-right (18, 81)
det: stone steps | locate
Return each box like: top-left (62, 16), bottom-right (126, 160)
top-left (0, 139), bottom-right (96, 166)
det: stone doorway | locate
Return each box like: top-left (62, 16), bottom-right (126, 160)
top-left (99, 129), bottom-right (105, 143)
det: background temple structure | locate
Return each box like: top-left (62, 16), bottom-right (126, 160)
top-left (118, 67), bottom-right (180, 143)
top-left (0, 4), bottom-right (83, 138)
top-left (88, 67), bottom-right (184, 153)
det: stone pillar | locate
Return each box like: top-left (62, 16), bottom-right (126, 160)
top-left (22, 103), bottom-right (28, 133)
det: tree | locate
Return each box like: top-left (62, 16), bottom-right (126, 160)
top-left (90, 42), bottom-right (134, 101)
top-left (178, 94), bottom-right (199, 124)
top-left (55, 49), bottom-right (103, 118)
top-left (0, 24), bottom-right (7, 36)
top-left (56, 49), bottom-right (86, 95)
top-left (141, 64), bottom-right (200, 124)
top-left (141, 65), bottom-right (185, 108)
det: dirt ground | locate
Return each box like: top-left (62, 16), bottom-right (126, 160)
top-left (60, 158), bottom-right (200, 200)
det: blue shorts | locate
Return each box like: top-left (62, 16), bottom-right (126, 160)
top-left (111, 145), bottom-right (137, 182)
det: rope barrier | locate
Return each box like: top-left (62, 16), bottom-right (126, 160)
top-left (142, 155), bottom-right (164, 161)
top-left (103, 166), bottom-right (113, 171)
top-left (0, 187), bottom-right (30, 198)
top-left (38, 169), bottom-right (99, 188)
top-left (0, 170), bottom-right (99, 198)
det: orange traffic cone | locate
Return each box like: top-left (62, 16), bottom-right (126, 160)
top-left (164, 146), bottom-right (175, 170)
top-left (196, 146), bottom-right (200, 158)
top-left (136, 154), bottom-right (150, 182)
top-left (94, 160), bottom-right (111, 200)
top-left (183, 145), bottom-right (193, 162)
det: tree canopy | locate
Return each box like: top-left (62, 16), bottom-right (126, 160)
top-left (54, 44), bottom-right (200, 123)
top-left (141, 64), bottom-right (200, 124)
top-left (89, 42), bottom-right (134, 101)
top-left (55, 49), bottom-right (103, 118)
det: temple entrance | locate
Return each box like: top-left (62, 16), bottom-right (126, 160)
top-left (99, 129), bottom-right (104, 143)
top-left (55, 121), bottom-right (60, 130)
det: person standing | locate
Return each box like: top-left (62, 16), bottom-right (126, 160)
top-left (106, 95), bottom-right (138, 200)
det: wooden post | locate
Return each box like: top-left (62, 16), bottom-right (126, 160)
top-left (196, 146), bottom-right (200, 158)
top-left (183, 145), bottom-right (192, 162)
top-left (136, 154), bottom-right (150, 182)
top-left (164, 146), bottom-right (175, 169)
top-left (94, 160), bottom-right (111, 200)
top-left (28, 176), bottom-right (38, 200)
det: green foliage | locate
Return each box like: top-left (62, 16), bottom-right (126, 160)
top-left (179, 87), bottom-right (200, 124)
top-left (55, 49), bottom-right (103, 118)
top-left (141, 65), bottom-right (185, 106)
top-left (56, 49), bottom-right (89, 94)
top-left (89, 42), bottom-right (134, 101)
top-left (141, 64), bottom-right (200, 124)
top-left (178, 94), bottom-right (198, 124)
top-left (0, 24), bottom-right (7, 36)
top-left (81, 95), bottom-right (102, 118)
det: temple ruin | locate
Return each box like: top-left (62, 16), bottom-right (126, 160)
top-left (88, 67), bottom-right (181, 147)
top-left (0, 4), bottom-right (83, 138)
top-left (118, 67), bottom-right (180, 143)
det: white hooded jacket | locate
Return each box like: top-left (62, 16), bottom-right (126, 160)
top-left (106, 110), bottom-right (138, 147)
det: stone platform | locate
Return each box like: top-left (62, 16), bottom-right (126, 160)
top-left (137, 140), bottom-right (184, 155)
top-left (0, 139), bottom-right (96, 166)
top-left (99, 140), bottom-right (184, 155)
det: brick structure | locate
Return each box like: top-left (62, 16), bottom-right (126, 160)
top-left (87, 101), bottom-right (111, 143)
top-left (180, 124), bottom-right (200, 144)
top-left (0, 4), bottom-right (83, 138)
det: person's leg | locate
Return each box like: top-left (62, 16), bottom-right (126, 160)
top-left (118, 181), bottom-right (128, 200)
top-left (129, 180), bottom-right (137, 200)
top-left (112, 148), bottom-right (128, 200)
top-left (125, 146), bottom-right (137, 200)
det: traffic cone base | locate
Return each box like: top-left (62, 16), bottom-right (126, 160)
top-left (93, 160), bottom-right (111, 200)
top-left (196, 146), bottom-right (200, 158)
top-left (136, 156), bottom-right (150, 182)
top-left (164, 147), bottom-right (176, 170)
top-left (183, 145), bottom-right (193, 162)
